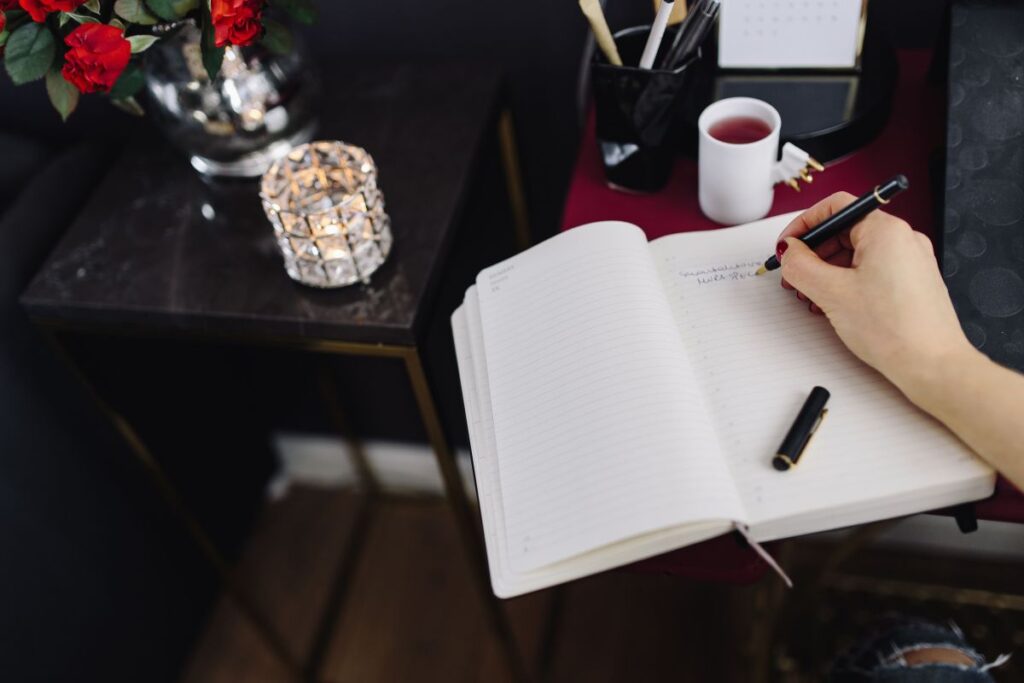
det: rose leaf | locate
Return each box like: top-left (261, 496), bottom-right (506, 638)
top-left (4, 23), bottom-right (56, 85)
top-left (111, 95), bottom-right (145, 116)
top-left (45, 69), bottom-right (80, 121)
top-left (128, 34), bottom-right (160, 53)
top-left (171, 0), bottom-right (199, 16)
top-left (108, 63), bottom-right (145, 99)
top-left (114, 0), bottom-right (158, 25)
top-left (145, 0), bottom-right (179, 21)
top-left (65, 12), bottom-right (101, 23)
top-left (199, 4), bottom-right (223, 80)
top-left (260, 19), bottom-right (292, 55)
top-left (271, 0), bottom-right (316, 24)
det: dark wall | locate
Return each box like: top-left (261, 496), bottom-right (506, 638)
top-left (301, 0), bottom-right (588, 240)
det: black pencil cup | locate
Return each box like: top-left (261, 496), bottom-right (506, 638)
top-left (592, 26), bottom-right (699, 192)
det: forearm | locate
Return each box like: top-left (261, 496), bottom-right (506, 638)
top-left (898, 347), bottom-right (1024, 490)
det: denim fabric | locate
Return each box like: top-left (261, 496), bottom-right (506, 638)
top-left (829, 619), bottom-right (1001, 682)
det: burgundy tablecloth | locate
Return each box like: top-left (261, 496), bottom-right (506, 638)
top-left (562, 50), bottom-right (1024, 583)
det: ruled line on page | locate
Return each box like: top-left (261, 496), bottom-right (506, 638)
top-left (650, 215), bottom-right (990, 529)
top-left (476, 222), bottom-right (745, 572)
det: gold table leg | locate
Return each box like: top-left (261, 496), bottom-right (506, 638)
top-left (402, 347), bottom-right (532, 683)
top-left (301, 366), bottom-right (380, 682)
top-left (498, 109), bottom-right (532, 252)
top-left (39, 329), bottom-right (304, 681)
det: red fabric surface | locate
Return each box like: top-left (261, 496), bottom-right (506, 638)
top-left (560, 50), bottom-right (1024, 582)
top-left (563, 51), bottom-right (941, 241)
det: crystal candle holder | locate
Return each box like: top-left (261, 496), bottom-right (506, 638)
top-left (260, 140), bottom-right (393, 288)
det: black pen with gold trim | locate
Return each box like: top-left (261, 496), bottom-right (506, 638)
top-left (755, 174), bottom-right (910, 276)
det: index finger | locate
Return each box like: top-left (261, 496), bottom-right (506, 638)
top-left (777, 191), bottom-right (858, 241)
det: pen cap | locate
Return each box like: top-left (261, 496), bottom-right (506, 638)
top-left (774, 386), bottom-right (830, 469)
top-left (877, 174), bottom-right (909, 200)
top-left (592, 25), bottom-right (700, 192)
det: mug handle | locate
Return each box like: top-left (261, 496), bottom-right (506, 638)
top-left (770, 142), bottom-right (826, 192)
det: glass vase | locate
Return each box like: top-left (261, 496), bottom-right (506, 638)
top-left (142, 22), bottom-right (320, 178)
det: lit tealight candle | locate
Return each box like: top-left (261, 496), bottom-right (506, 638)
top-left (260, 141), bottom-right (393, 288)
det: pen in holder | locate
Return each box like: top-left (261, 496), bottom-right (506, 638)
top-left (592, 25), bottom-right (699, 193)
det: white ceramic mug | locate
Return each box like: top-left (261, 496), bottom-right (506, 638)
top-left (698, 97), bottom-right (815, 225)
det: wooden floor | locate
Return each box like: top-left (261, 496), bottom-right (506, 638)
top-left (180, 487), bottom-right (1024, 682)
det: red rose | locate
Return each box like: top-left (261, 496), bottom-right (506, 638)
top-left (0, 0), bottom-right (14, 32)
top-left (18, 0), bottom-right (85, 23)
top-left (61, 23), bottom-right (131, 94)
top-left (211, 0), bottom-right (264, 47)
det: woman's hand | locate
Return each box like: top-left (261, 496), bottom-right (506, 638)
top-left (776, 192), bottom-right (975, 402)
top-left (779, 192), bottom-right (1024, 486)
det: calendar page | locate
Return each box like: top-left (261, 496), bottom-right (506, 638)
top-left (718, 0), bottom-right (866, 69)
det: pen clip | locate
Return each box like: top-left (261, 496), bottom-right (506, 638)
top-left (796, 407), bottom-right (828, 460)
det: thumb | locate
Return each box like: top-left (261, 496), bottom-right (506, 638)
top-left (779, 237), bottom-right (848, 307)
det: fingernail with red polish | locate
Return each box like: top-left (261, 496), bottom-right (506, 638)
top-left (776, 240), bottom-right (789, 260)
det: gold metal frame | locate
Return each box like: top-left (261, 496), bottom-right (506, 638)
top-left (37, 324), bottom-right (530, 683)
top-left (498, 109), bottom-right (532, 251)
top-left (29, 109), bottom-right (534, 682)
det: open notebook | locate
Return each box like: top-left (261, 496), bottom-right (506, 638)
top-left (452, 213), bottom-right (995, 598)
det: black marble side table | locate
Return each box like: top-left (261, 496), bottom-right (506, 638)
top-left (21, 63), bottom-right (531, 682)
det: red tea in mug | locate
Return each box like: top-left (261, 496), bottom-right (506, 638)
top-left (708, 116), bottom-right (774, 144)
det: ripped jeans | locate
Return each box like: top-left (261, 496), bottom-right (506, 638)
top-left (829, 619), bottom-right (1010, 682)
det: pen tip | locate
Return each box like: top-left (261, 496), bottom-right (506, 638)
top-left (755, 266), bottom-right (767, 276)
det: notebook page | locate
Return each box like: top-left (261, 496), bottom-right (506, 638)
top-left (454, 292), bottom-right (733, 598)
top-left (453, 292), bottom-right (518, 595)
top-left (476, 222), bottom-right (744, 573)
top-left (650, 214), bottom-right (993, 535)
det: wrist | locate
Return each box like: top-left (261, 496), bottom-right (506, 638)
top-left (890, 342), bottom-right (986, 415)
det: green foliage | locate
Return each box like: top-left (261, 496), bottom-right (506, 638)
top-left (260, 19), bottom-right (292, 55)
top-left (2, 0), bottom-right (315, 121)
top-left (4, 23), bottom-right (55, 85)
top-left (145, 0), bottom-right (197, 20)
top-left (271, 0), bottom-right (316, 24)
top-left (145, 0), bottom-right (179, 21)
top-left (128, 34), bottom-right (159, 52)
top-left (172, 0), bottom-right (200, 16)
top-left (111, 95), bottom-right (145, 116)
top-left (45, 69), bottom-right (79, 121)
top-left (114, 0), bottom-right (158, 25)
top-left (108, 62), bottom-right (145, 99)
top-left (64, 12), bottom-right (101, 23)
top-left (200, 0), bottom-right (224, 80)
